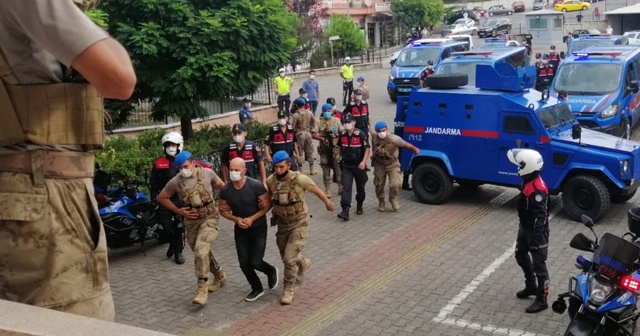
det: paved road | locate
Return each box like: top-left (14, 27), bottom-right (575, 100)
top-left (108, 65), bottom-right (640, 336)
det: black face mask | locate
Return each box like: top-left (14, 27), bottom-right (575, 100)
top-left (276, 170), bottom-right (289, 180)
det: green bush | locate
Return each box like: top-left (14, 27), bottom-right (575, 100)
top-left (94, 121), bottom-right (273, 186)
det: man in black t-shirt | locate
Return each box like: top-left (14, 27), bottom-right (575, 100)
top-left (218, 158), bottom-right (279, 302)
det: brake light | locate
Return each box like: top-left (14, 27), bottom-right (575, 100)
top-left (95, 193), bottom-right (106, 202)
top-left (620, 276), bottom-right (640, 293)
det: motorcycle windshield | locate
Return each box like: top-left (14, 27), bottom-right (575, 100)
top-left (593, 233), bottom-right (640, 282)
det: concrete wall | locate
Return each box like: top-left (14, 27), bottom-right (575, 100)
top-left (607, 14), bottom-right (640, 35)
top-left (563, 20), bottom-right (608, 34)
top-left (526, 14), bottom-right (564, 45)
top-left (0, 299), bottom-right (175, 336)
top-left (108, 63), bottom-right (383, 139)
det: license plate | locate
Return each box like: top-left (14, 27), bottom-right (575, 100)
top-left (398, 88), bottom-right (412, 92)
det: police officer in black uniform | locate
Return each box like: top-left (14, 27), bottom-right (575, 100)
top-left (524, 32), bottom-right (533, 48)
top-left (507, 148), bottom-right (550, 314)
top-left (221, 123), bottom-right (267, 184)
top-left (337, 113), bottom-right (371, 221)
top-left (342, 89), bottom-right (370, 135)
top-left (149, 131), bottom-right (186, 264)
top-left (264, 110), bottom-right (301, 171)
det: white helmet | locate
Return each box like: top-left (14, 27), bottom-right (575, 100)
top-left (507, 149), bottom-right (543, 176)
top-left (161, 131), bottom-right (183, 151)
top-left (344, 56), bottom-right (351, 62)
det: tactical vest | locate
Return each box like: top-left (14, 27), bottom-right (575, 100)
top-left (316, 118), bottom-right (341, 154)
top-left (339, 130), bottom-right (365, 166)
top-left (296, 110), bottom-right (313, 132)
top-left (227, 141), bottom-right (258, 178)
top-left (372, 135), bottom-right (398, 165)
top-left (177, 166), bottom-right (217, 219)
top-left (269, 172), bottom-right (306, 222)
top-left (268, 125), bottom-right (296, 155)
top-left (0, 49), bottom-right (104, 147)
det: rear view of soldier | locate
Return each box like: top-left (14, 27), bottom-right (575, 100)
top-left (150, 131), bottom-right (186, 264)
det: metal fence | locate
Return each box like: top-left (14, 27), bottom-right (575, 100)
top-left (117, 79), bottom-right (274, 129)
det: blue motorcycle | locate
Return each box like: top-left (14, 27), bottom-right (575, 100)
top-left (93, 168), bottom-right (164, 252)
top-left (552, 213), bottom-right (640, 336)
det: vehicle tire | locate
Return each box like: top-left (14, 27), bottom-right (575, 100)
top-left (610, 189), bottom-right (637, 203)
top-left (489, 12), bottom-right (494, 16)
top-left (413, 163), bottom-right (454, 204)
top-left (562, 175), bottom-right (610, 222)
top-left (390, 94), bottom-right (397, 103)
top-left (508, 11), bottom-right (512, 15)
top-left (562, 8), bottom-right (567, 12)
top-left (471, 29), bottom-right (477, 36)
top-left (582, 5), bottom-right (587, 10)
top-left (622, 118), bottom-right (631, 140)
top-left (425, 73), bottom-right (469, 89)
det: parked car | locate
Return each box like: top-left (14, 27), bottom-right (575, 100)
top-left (624, 31), bottom-right (640, 45)
top-left (441, 23), bottom-right (478, 36)
top-left (571, 28), bottom-right (601, 37)
top-left (555, 0), bottom-right (590, 12)
top-left (512, 1), bottom-right (526, 12)
top-left (473, 6), bottom-right (486, 17)
top-left (533, 0), bottom-right (547, 10)
top-left (488, 4), bottom-right (513, 16)
top-left (444, 9), bottom-right (478, 24)
top-left (477, 18), bottom-right (512, 38)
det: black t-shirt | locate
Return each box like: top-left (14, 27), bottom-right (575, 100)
top-left (220, 177), bottom-right (268, 228)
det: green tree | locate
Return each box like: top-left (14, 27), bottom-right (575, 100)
top-left (391, 0), bottom-right (446, 31)
top-left (100, 0), bottom-right (297, 139)
top-left (286, 0), bottom-right (326, 70)
top-left (322, 14), bottom-right (367, 61)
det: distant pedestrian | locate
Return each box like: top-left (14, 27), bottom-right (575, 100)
top-left (356, 76), bottom-right (370, 101)
top-left (273, 68), bottom-right (293, 117)
top-left (302, 70), bottom-right (320, 116)
top-left (463, 11), bottom-right (468, 19)
top-left (576, 13), bottom-right (583, 23)
top-left (606, 25), bottom-right (613, 35)
top-left (239, 98), bottom-right (253, 124)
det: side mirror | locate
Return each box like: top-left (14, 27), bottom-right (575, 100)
top-left (571, 123), bottom-right (582, 140)
top-left (629, 80), bottom-right (639, 94)
top-left (390, 59), bottom-right (396, 66)
top-left (569, 233), bottom-right (595, 252)
top-left (581, 214), bottom-right (595, 228)
top-left (560, 51), bottom-right (565, 59)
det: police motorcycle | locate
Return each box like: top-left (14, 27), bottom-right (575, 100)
top-left (552, 211), bottom-right (640, 335)
top-left (93, 166), bottom-right (163, 252)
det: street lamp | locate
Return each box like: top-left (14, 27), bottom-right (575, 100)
top-left (329, 35), bottom-right (340, 66)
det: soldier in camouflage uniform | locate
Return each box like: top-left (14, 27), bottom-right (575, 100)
top-left (267, 151), bottom-right (335, 305)
top-left (291, 97), bottom-right (317, 175)
top-left (371, 121), bottom-right (419, 212)
top-left (311, 103), bottom-right (344, 197)
top-left (158, 151), bottom-right (228, 306)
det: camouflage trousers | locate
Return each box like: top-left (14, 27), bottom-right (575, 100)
top-left (0, 172), bottom-right (114, 321)
top-left (373, 161), bottom-right (402, 200)
top-left (297, 131), bottom-right (314, 163)
top-left (276, 216), bottom-right (309, 285)
top-left (319, 151), bottom-right (342, 188)
top-left (184, 216), bottom-right (221, 279)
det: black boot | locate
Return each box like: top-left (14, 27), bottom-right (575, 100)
top-left (525, 299), bottom-right (548, 313)
top-left (402, 174), bottom-right (412, 191)
top-left (516, 284), bottom-right (537, 299)
top-left (337, 206), bottom-right (350, 221)
top-left (356, 202), bottom-right (364, 215)
top-left (174, 251), bottom-right (185, 265)
top-left (166, 242), bottom-right (174, 258)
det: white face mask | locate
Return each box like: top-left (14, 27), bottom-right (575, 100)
top-left (309, 75), bottom-right (315, 80)
top-left (355, 95), bottom-right (363, 100)
top-left (244, 103), bottom-right (251, 108)
top-left (278, 118), bottom-right (287, 125)
top-left (344, 123), bottom-right (354, 131)
top-left (181, 169), bottom-right (193, 178)
top-left (279, 72), bottom-right (285, 77)
top-left (229, 171), bottom-right (243, 182)
top-left (377, 131), bottom-right (387, 139)
top-left (165, 147), bottom-right (178, 157)
top-left (233, 135), bottom-right (245, 143)
top-left (301, 94), bottom-right (307, 98)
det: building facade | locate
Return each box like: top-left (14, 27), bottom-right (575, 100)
top-left (322, 0), bottom-right (399, 48)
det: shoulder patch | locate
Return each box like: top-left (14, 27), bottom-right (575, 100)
top-left (535, 194), bottom-right (543, 202)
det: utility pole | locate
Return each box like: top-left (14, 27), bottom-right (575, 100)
top-left (329, 36), bottom-right (340, 66)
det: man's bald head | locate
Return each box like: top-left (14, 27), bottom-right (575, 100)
top-left (229, 157), bottom-right (246, 172)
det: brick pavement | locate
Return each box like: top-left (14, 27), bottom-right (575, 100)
top-left (108, 65), bottom-right (640, 336)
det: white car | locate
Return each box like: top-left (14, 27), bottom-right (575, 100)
top-left (441, 23), bottom-right (478, 36)
top-left (624, 31), bottom-right (640, 45)
top-left (453, 18), bottom-right (476, 27)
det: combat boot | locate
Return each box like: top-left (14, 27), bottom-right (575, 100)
top-left (377, 198), bottom-right (385, 212)
top-left (209, 268), bottom-right (228, 293)
top-left (174, 251), bottom-right (185, 265)
top-left (526, 280), bottom-right (549, 313)
top-left (166, 242), bottom-right (174, 258)
top-left (192, 279), bottom-right (209, 305)
top-left (309, 162), bottom-right (316, 175)
top-left (280, 283), bottom-right (294, 305)
top-left (516, 284), bottom-right (537, 299)
top-left (296, 257), bottom-right (311, 284)
top-left (389, 196), bottom-right (400, 211)
top-left (356, 201), bottom-right (364, 215)
top-left (402, 174), bottom-right (412, 191)
top-left (337, 206), bottom-right (350, 221)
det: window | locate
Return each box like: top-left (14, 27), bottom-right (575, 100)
top-left (452, 44), bottom-right (468, 52)
top-left (553, 17), bottom-right (563, 28)
top-left (441, 48), bottom-right (451, 60)
top-left (505, 51), bottom-right (527, 69)
top-left (625, 64), bottom-right (636, 96)
top-left (530, 18), bottom-right (547, 29)
top-left (504, 115), bottom-right (535, 134)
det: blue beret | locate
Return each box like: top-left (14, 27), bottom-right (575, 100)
top-left (175, 151), bottom-right (192, 166)
top-left (322, 103), bottom-right (333, 111)
top-left (272, 151), bottom-right (290, 165)
top-left (374, 121), bottom-right (387, 132)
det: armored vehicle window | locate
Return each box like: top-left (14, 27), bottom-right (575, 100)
top-left (537, 109), bottom-right (559, 128)
top-left (555, 104), bottom-right (574, 124)
top-left (504, 115), bottom-right (535, 134)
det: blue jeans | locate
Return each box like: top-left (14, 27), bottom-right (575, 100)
top-left (309, 100), bottom-right (318, 116)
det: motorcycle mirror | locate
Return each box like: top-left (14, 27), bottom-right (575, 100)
top-left (569, 233), bottom-right (595, 252)
top-left (581, 215), bottom-right (594, 228)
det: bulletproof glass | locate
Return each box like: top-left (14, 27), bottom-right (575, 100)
top-left (592, 233), bottom-right (640, 282)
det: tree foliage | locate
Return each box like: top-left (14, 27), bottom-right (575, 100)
top-left (99, 0), bottom-right (297, 139)
top-left (391, 0), bottom-right (446, 30)
top-left (321, 14), bottom-right (367, 60)
top-left (286, 0), bottom-right (325, 69)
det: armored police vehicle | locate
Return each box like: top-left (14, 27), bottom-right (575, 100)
top-left (387, 39), bottom-right (469, 102)
top-left (549, 47), bottom-right (640, 140)
top-left (435, 48), bottom-right (529, 86)
top-left (395, 61), bottom-right (640, 222)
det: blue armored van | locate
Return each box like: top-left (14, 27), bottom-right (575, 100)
top-left (395, 61), bottom-right (640, 222)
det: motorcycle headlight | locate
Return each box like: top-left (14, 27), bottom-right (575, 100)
top-left (599, 104), bottom-right (619, 119)
top-left (589, 277), bottom-right (614, 305)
